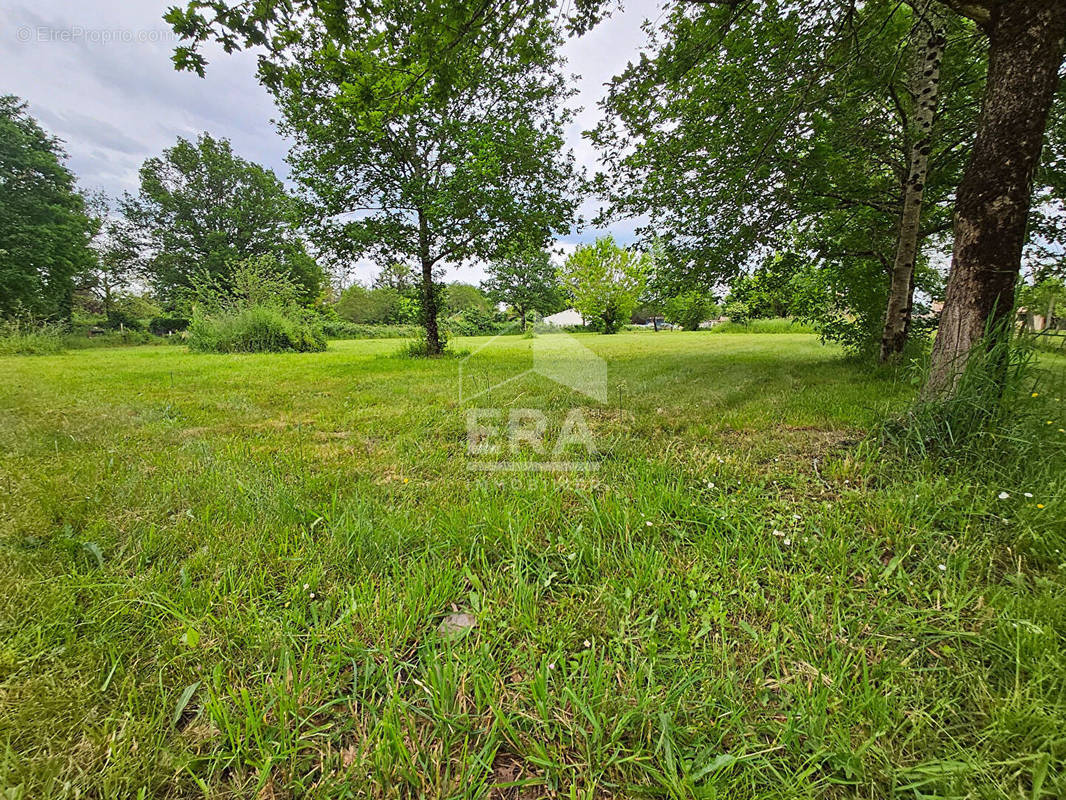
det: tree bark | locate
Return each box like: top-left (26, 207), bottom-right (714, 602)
top-left (925, 0), bottom-right (1066, 394)
top-left (417, 210), bottom-right (442, 355)
top-left (880, 5), bottom-right (946, 363)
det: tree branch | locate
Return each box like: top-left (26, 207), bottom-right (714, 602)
top-left (933, 0), bottom-right (994, 28)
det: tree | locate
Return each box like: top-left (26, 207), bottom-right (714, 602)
top-left (122, 133), bottom-right (325, 308)
top-left (728, 255), bottom-right (799, 319)
top-left (664, 291), bottom-right (716, 330)
top-left (0, 95), bottom-right (95, 320)
top-left (482, 247), bottom-right (562, 329)
top-left (559, 237), bottom-right (650, 334)
top-left (879, 2), bottom-right (948, 362)
top-left (82, 193), bottom-right (138, 317)
top-left (166, 0), bottom-right (580, 356)
top-left (444, 283), bottom-right (492, 316)
top-left (336, 283), bottom-right (416, 325)
top-left (589, 0), bottom-right (983, 357)
top-left (925, 0), bottom-right (1066, 394)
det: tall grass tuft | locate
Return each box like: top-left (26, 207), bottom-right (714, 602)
top-left (880, 332), bottom-right (1043, 464)
top-left (184, 256), bottom-right (327, 354)
top-left (188, 305), bottom-right (326, 353)
top-left (0, 320), bottom-right (66, 355)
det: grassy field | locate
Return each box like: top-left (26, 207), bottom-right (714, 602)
top-left (1, 332), bottom-right (1064, 799)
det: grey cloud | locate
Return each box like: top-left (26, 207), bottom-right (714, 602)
top-left (1, 0), bottom-right (662, 278)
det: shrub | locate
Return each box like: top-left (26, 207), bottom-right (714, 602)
top-left (707, 317), bottom-right (816, 334)
top-left (0, 320), bottom-right (66, 355)
top-left (445, 308), bottom-right (501, 336)
top-left (188, 305), bottom-right (326, 353)
top-left (722, 299), bottom-right (751, 325)
top-left (664, 291), bottom-right (717, 330)
top-left (148, 316), bottom-right (190, 336)
top-left (105, 308), bottom-right (145, 331)
top-left (320, 320), bottom-right (421, 339)
top-left (63, 331), bottom-right (170, 349)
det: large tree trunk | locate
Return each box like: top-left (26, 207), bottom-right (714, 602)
top-left (417, 211), bottom-right (443, 356)
top-left (925, 0), bottom-right (1066, 394)
top-left (880, 5), bottom-right (947, 363)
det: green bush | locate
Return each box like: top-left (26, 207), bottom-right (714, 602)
top-left (63, 331), bottom-right (166, 349)
top-left (320, 321), bottom-right (421, 340)
top-left (445, 308), bottom-right (501, 336)
top-left (0, 320), bottom-right (66, 355)
top-left (148, 316), bottom-right (190, 336)
top-left (708, 317), bottom-right (816, 334)
top-left (188, 305), bottom-right (326, 353)
top-left (664, 291), bottom-right (717, 330)
top-left (722, 299), bottom-right (751, 325)
top-left (105, 309), bottom-right (145, 331)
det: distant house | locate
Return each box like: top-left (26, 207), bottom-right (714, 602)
top-left (543, 308), bottom-right (584, 327)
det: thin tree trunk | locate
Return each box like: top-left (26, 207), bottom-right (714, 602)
top-left (519, 306), bottom-right (527, 330)
top-left (925, 0), bottom-right (1066, 395)
top-left (880, 5), bottom-right (947, 363)
top-left (417, 210), bottom-right (442, 355)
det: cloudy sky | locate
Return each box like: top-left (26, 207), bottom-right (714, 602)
top-left (1, 0), bottom-right (662, 284)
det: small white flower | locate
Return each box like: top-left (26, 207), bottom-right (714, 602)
top-left (645, 520), bottom-right (653, 527)
top-left (583, 639), bottom-right (591, 648)
top-left (937, 564), bottom-right (946, 571)
top-left (792, 514), bottom-right (801, 521)
top-left (772, 529), bottom-right (785, 537)
top-left (1024, 492), bottom-right (1033, 498)
top-left (783, 538), bottom-right (791, 546)
top-left (998, 492), bottom-right (1010, 500)
top-left (309, 592), bottom-right (316, 599)
top-left (303, 583), bottom-right (310, 590)
top-left (547, 662), bottom-right (556, 670)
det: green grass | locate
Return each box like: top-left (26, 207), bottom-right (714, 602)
top-left (1, 332), bottom-right (1064, 798)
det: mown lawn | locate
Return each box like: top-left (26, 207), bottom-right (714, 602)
top-left (1, 332), bottom-right (1064, 798)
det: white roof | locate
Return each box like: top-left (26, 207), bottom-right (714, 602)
top-left (542, 308), bottom-right (584, 326)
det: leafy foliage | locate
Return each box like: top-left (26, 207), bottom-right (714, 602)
top-left (122, 133), bottom-right (325, 308)
top-left (188, 305), bottom-right (326, 354)
top-left (166, 0), bottom-right (581, 355)
top-left (185, 255), bottom-right (326, 354)
top-left (320, 321), bottom-right (421, 340)
top-left (664, 291), bottom-right (717, 330)
top-left (482, 247), bottom-right (563, 328)
top-left (0, 318), bottom-right (67, 355)
top-left (0, 96), bottom-right (96, 320)
top-left (335, 284), bottom-right (418, 325)
top-left (443, 283), bottom-right (492, 316)
top-left (559, 237), bottom-right (650, 334)
top-left (590, 1), bottom-right (983, 353)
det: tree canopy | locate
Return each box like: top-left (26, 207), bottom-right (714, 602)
top-left (482, 247), bottom-right (563, 329)
top-left (590, 0), bottom-right (984, 354)
top-left (559, 236), bottom-right (650, 334)
top-left (0, 96), bottom-right (96, 320)
top-left (122, 133), bottom-right (324, 309)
